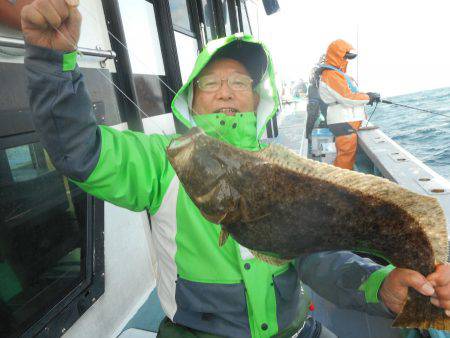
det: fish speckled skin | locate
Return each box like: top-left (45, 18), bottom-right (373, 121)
top-left (167, 127), bottom-right (449, 330)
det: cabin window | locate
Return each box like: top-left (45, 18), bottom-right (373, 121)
top-left (169, 0), bottom-right (194, 34)
top-left (117, 0), bottom-right (168, 118)
top-left (118, 0), bottom-right (165, 76)
top-left (0, 44), bottom-right (109, 337)
top-left (200, 0), bottom-right (218, 40)
top-left (167, 0), bottom-right (200, 83)
top-left (174, 32), bottom-right (199, 83)
top-left (237, 0), bottom-right (257, 36)
top-left (238, 0), bottom-right (252, 34)
top-left (220, 0), bottom-right (232, 36)
top-left (0, 140), bottom-right (102, 337)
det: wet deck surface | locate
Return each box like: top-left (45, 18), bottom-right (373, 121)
top-left (265, 100), bottom-right (308, 156)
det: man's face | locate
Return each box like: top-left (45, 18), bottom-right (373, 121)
top-left (192, 58), bottom-right (259, 116)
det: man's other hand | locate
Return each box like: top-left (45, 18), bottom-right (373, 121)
top-left (21, 0), bottom-right (81, 51)
top-left (427, 264), bottom-right (450, 316)
top-left (380, 264), bottom-right (450, 316)
top-left (366, 92), bottom-right (381, 106)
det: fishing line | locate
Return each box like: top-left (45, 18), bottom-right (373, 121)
top-left (39, 2), bottom-right (233, 141)
top-left (364, 99), bottom-right (450, 128)
top-left (381, 100), bottom-right (450, 119)
top-left (51, 22), bottom-right (169, 136)
top-left (365, 101), bottom-right (379, 127)
top-left (76, 2), bottom-right (237, 141)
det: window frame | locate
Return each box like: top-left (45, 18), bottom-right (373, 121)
top-left (102, 0), bottom-right (191, 133)
top-left (235, 0), bottom-right (253, 35)
top-left (224, 0), bottom-right (239, 34)
top-left (22, 197), bottom-right (105, 337)
top-left (1, 132), bottom-right (105, 337)
top-left (169, 0), bottom-right (198, 38)
top-left (101, 0), bottom-right (145, 132)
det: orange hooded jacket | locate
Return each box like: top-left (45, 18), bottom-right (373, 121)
top-left (319, 39), bottom-right (369, 125)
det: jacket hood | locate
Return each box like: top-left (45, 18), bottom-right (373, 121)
top-left (171, 33), bottom-right (279, 140)
top-left (325, 39), bottom-right (354, 72)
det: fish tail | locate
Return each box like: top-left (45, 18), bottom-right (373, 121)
top-left (393, 290), bottom-right (450, 330)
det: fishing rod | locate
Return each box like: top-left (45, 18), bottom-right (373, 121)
top-left (365, 98), bottom-right (450, 127)
top-left (381, 99), bottom-right (450, 119)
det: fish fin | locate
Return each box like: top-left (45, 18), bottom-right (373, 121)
top-left (393, 289), bottom-right (450, 330)
top-left (250, 250), bottom-right (289, 266)
top-left (219, 229), bottom-right (229, 247)
top-left (200, 209), bottom-right (228, 225)
top-left (259, 143), bottom-right (448, 264)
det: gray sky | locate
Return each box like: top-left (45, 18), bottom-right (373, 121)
top-left (255, 0), bottom-right (450, 96)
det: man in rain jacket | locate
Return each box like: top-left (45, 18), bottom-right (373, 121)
top-left (319, 39), bottom-right (380, 170)
top-left (21, 1), bottom-right (450, 337)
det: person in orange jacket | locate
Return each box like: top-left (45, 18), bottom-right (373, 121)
top-left (319, 39), bottom-right (380, 170)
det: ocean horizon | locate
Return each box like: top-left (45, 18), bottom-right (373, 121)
top-left (370, 86), bottom-right (450, 180)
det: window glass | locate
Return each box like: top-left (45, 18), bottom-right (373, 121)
top-left (118, 0), bottom-right (165, 75)
top-left (221, 0), bottom-right (232, 36)
top-left (118, 0), bottom-right (169, 118)
top-left (174, 32), bottom-right (199, 83)
top-left (200, 0), bottom-right (217, 41)
top-left (239, 0), bottom-right (252, 34)
top-left (169, 0), bottom-right (193, 32)
top-left (0, 142), bottom-right (86, 337)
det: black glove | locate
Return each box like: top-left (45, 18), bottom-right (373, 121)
top-left (367, 92), bottom-right (381, 105)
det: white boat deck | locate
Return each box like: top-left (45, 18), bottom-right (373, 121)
top-left (265, 100), bottom-right (308, 157)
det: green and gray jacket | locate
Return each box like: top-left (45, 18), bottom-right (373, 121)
top-left (25, 34), bottom-right (394, 338)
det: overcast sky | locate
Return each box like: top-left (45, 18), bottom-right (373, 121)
top-left (253, 0), bottom-right (450, 97)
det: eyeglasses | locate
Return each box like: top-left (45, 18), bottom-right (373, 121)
top-left (196, 73), bottom-right (253, 92)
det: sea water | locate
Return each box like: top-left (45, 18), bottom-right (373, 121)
top-left (370, 87), bottom-right (450, 179)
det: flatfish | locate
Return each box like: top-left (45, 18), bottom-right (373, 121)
top-left (166, 127), bottom-right (449, 330)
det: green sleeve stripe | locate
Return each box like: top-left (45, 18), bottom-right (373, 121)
top-left (63, 51), bottom-right (78, 72)
top-left (358, 264), bottom-right (396, 303)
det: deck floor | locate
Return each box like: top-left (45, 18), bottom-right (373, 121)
top-left (265, 101), bottom-right (308, 156)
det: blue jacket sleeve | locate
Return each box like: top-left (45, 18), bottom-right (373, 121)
top-left (25, 44), bottom-right (100, 182)
top-left (296, 251), bottom-right (395, 318)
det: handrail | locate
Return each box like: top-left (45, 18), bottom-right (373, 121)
top-left (0, 35), bottom-right (116, 59)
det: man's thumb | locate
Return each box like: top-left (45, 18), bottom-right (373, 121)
top-left (65, 0), bottom-right (79, 7)
top-left (405, 271), bottom-right (435, 296)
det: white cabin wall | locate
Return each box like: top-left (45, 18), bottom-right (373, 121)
top-left (142, 114), bottom-right (176, 135)
top-left (64, 204), bottom-right (157, 338)
top-left (64, 113), bottom-right (176, 338)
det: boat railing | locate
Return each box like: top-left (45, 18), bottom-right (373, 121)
top-left (357, 125), bottom-right (450, 241)
top-left (0, 35), bottom-right (117, 59)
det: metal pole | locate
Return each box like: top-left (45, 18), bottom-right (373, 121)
top-left (0, 35), bottom-right (117, 59)
top-left (356, 24), bottom-right (359, 85)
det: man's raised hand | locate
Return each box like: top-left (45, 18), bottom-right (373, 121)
top-left (21, 0), bottom-right (81, 51)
